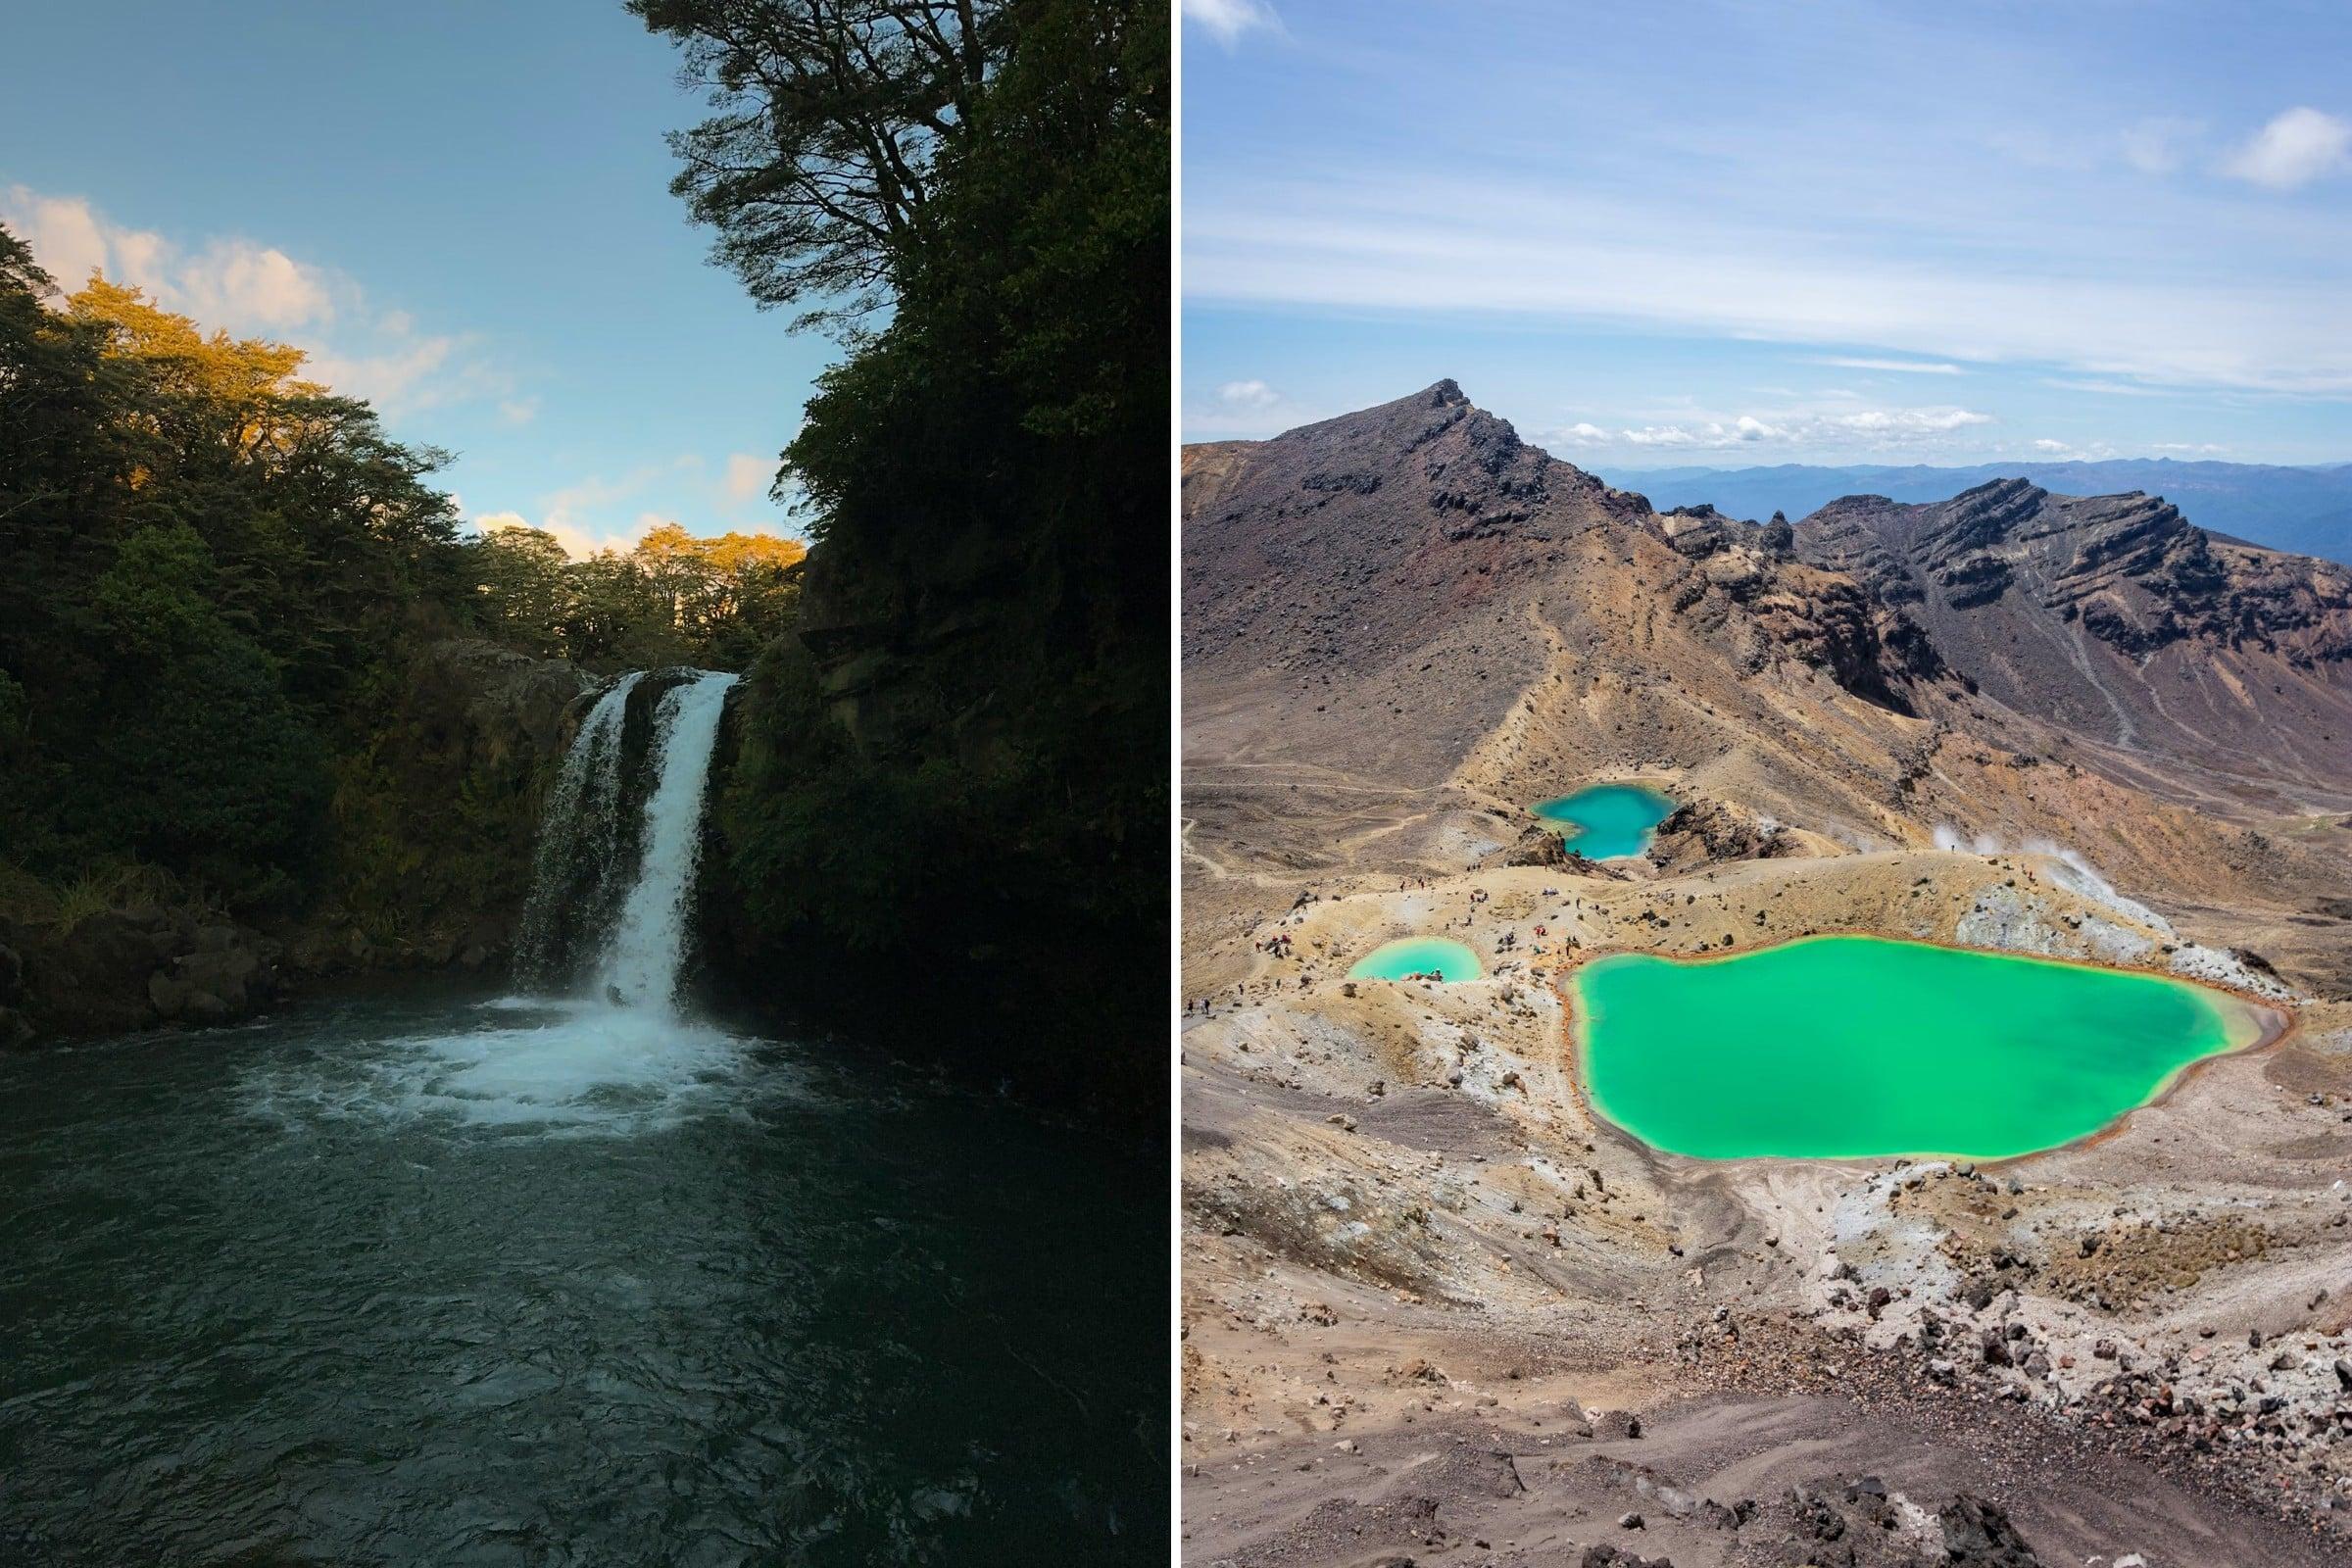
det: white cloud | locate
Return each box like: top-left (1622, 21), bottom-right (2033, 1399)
top-left (1183, 377), bottom-right (1300, 439)
top-left (2023, 436), bottom-right (2118, 461)
top-left (3, 185), bottom-right (334, 329)
top-left (1216, 377), bottom-right (1281, 409)
top-left (723, 452), bottom-right (775, 504)
top-left (1183, 0), bottom-right (1278, 46)
top-left (2119, 117), bottom-right (2203, 175)
top-left (1544, 405), bottom-right (1992, 456)
top-left (2, 186), bottom-right (135, 295)
top-left (1813, 356), bottom-right (1961, 374)
top-left (1185, 171), bottom-right (2352, 393)
top-left (498, 397), bottom-right (539, 426)
top-left (1832, 407), bottom-right (1992, 434)
top-left (174, 238), bottom-right (333, 328)
top-left (2042, 377), bottom-right (2170, 397)
top-left (305, 335), bottom-right (468, 412)
top-left (0, 183), bottom-right (501, 416)
top-left (2223, 107), bottom-right (2352, 190)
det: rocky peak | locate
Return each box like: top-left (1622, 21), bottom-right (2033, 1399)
top-left (1924, 477), bottom-right (2048, 558)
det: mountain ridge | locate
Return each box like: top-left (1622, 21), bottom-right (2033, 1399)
top-left (1183, 381), bottom-right (2352, 978)
top-left (1599, 456), bottom-right (2352, 564)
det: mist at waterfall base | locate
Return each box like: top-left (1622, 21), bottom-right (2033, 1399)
top-left (0, 670), bottom-right (1163, 1565)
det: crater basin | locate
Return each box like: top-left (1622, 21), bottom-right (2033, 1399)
top-left (1533, 782), bottom-right (1674, 860)
top-left (1348, 938), bottom-right (1484, 982)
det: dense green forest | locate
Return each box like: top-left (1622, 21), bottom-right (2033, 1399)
top-left (0, 243), bottom-right (798, 931)
top-left (3, 0), bottom-right (1165, 1111)
top-left (635, 0), bottom-right (1169, 1106)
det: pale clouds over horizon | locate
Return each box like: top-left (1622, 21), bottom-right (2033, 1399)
top-left (3, 185), bottom-right (801, 546)
top-left (1181, 2), bottom-right (2352, 464)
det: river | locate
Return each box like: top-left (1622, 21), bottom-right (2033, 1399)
top-left (0, 984), bottom-right (1161, 1564)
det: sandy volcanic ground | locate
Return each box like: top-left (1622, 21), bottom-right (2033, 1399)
top-left (1180, 839), bottom-right (2352, 1566)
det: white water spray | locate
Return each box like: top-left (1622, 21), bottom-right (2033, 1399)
top-left (596, 670), bottom-right (739, 1014)
top-left (515, 672), bottom-right (645, 983)
top-left (254, 667), bottom-right (752, 1136)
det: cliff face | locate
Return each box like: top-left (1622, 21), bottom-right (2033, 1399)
top-left (0, 638), bottom-right (592, 1047)
top-left (1795, 480), bottom-right (2352, 798)
top-left (703, 508), bottom-right (1167, 1117)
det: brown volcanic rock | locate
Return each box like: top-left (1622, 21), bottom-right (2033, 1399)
top-left (1182, 387), bottom-right (2352, 1565)
top-left (1183, 382), bottom-right (2352, 979)
top-left (1182, 382), bottom-right (1940, 813)
top-left (1183, 380), bottom-right (1642, 789)
top-left (1795, 478), bottom-right (2352, 804)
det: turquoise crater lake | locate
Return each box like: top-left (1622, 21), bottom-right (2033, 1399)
top-left (1533, 783), bottom-right (1674, 859)
top-left (1572, 936), bottom-right (2275, 1160)
top-left (1348, 938), bottom-right (1484, 982)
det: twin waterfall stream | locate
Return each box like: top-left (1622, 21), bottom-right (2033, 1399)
top-left (518, 668), bottom-right (739, 1018)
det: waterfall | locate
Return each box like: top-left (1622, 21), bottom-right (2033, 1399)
top-left (596, 670), bottom-right (738, 1014)
top-left (515, 667), bottom-right (737, 1016)
top-left (515, 671), bottom-right (645, 985)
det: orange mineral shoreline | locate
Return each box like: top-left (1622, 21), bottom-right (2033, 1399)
top-left (1535, 929), bottom-right (2297, 1171)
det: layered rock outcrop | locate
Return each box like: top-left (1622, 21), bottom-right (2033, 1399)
top-left (1795, 480), bottom-right (2352, 797)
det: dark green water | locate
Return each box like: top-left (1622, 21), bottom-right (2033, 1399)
top-left (1346, 938), bottom-right (1484, 982)
top-left (1531, 783), bottom-right (1674, 859)
top-left (0, 988), bottom-right (1161, 1566)
top-left (1574, 936), bottom-right (2261, 1160)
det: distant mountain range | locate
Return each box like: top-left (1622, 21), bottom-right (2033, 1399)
top-left (1597, 459), bottom-right (2352, 565)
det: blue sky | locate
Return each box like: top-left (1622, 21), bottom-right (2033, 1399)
top-left (1, 0), bottom-right (825, 554)
top-left (1181, 0), bottom-right (2352, 466)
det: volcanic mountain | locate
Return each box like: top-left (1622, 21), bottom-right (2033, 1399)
top-left (1182, 380), bottom-right (2352, 979)
top-left (1180, 385), bottom-right (2352, 1563)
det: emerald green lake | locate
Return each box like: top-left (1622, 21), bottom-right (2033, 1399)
top-left (1533, 783), bottom-right (1674, 859)
top-left (1348, 938), bottom-right (1484, 981)
top-left (1573, 936), bottom-right (2266, 1160)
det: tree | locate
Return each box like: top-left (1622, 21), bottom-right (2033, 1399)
top-left (626, 0), bottom-right (1010, 332)
top-left (473, 524), bottom-right (577, 657)
top-left (78, 524), bottom-right (326, 896)
top-left (0, 227), bottom-right (463, 908)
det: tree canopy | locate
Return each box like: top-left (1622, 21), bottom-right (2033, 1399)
top-left (473, 519), bottom-right (805, 668)
top-left (0, 230), bottom-right (804, 917)
top-left (627, 0), bottom-right (1010, 332)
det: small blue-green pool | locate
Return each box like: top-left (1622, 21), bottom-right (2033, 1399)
top-left (1533, 782), bottom-right (1674, 859)
top-left (1347, 938), bottom-right (1484, 982)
